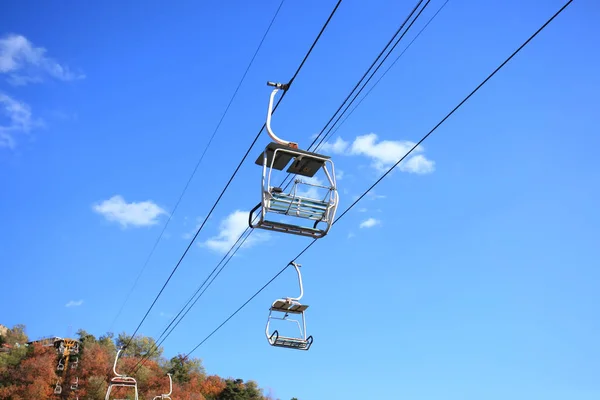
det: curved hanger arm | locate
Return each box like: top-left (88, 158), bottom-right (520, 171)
top-left (287, 262), bottom-right (304, 302)
top-left (166, 373), bottom-right (173, 396)
top-left (265, 82), bottom-right (298, 149)
top-left (112, 347), bottom-right (126, 377)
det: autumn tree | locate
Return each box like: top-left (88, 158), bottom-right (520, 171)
top-left (0, 343), bottom-right (57, 399)
top-left (0, 324), bottom-right (269, 400)
top-left (116, 332), bottom-right (163, 361)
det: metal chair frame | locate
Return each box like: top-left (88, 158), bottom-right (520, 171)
top-left (153, 373), bottom-right (173, 400)
top-left (249, 82), bottom-right (338, 239)
top-left (265, 262), bottom-right (313, 350)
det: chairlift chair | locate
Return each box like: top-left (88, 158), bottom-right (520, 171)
top-left (152, 373), bottom-right (173, 400)
top-left (54, 380), bottom-right (62, 395)
top-left (71, 377), bottom-right (79, 391)
top-left (249, 82), bottom-right (338, 239)
top-left (265, 262), bottom-right (313, 350)
top-left (105, 347), bottom-right (139, 400)
top-left (57, 357), bottom-right (65, 371)
top-left (71, 356), bottom-right (79, 369)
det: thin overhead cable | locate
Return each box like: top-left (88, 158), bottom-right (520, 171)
top-left (324, 0), bottom-right (450, 143)
top-left (311, 0), bottom-right (432, 151)
top-left (183, 0), bottom-right (574, 358)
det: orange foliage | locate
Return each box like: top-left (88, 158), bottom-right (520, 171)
top-left (200, 375), bottom-right (227, 398)
top-left (0, 344), bottom-right (57, 399)
top-left (0, 328), bottom-right (269, 400)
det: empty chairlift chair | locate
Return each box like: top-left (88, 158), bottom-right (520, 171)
top-left (266, 262), bottom-right (313, 350)
top-left (153, 373), bottom-right (173, 400)
top-left (105, 347), bottom-right (139, 400)
top-left (54, 380), bottom-right (62, 395)
top-left (249, 82), bottom-right (339, 239)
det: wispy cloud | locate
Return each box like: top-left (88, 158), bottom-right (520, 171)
top-left (352, 190), bottom-right (386, 202)
top-left (93, 195), bottom-right (167, 228)
top-left (319, 133), bottom-right (435, 174)
top-left (202, 210), bottom-right (268, 254)
top-left (319, 137), bottom-right (350, 154)
top-left (359, 217), bottom-right (381, 229)
top-left (0, 92), bottom-right (39, 149)
top-left (0, 34), bottom-right (85, 85)
top-left (159, 311), bottom-right (173, 318)
top-left (65, 300), bottom-right (83, 307)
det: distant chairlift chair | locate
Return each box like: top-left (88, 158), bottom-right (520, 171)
top-left (266, 262), bottom-right (313, 350)
top-left (249, 81), bottom-right (338, 239)
top-left (54, 380), bottom-right (62, 395)
top-left (105, 347), bottom-right (139, 400)
top-left (152, 373), bottom-right (173, 400)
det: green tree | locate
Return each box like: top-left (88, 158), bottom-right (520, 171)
top-left (168, 354), bottom-right (205, 384)
top-left (98, 332), bottom-right (116, 354)
top-left (116, 332), bottom-right (163, 361)
top-left (3, 324), bottom-right (28, 345)
top-left (218, 378), bottom-right (266, 400)
top-left (76, 328), bottom-right (97, 346)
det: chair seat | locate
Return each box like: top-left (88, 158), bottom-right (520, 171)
top-left (268, 192), bottom-right (329, 220)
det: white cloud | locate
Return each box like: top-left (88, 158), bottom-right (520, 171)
top-left (359, 217), bottom-right (381, 229)
top-left (65, 300), bottom-right (83, 307)
top-left (347, 232), bottom-right (356, 239)
top-left (319, 133), bottom-right (435, 174)
top-left (336, 169), bottom-right (344, 181)
top-left (0, 92), bottom-right (38, 149)
top-left (319, 136), bottom-right (349, 154)
top-left (398, 154), bottom-right (435, 174)
top-left (0, 34), bottom-right (84, 85)
top-left (93, 195), bottom-right (167, 228)
top-left (159, 311), bottom-right (173, 318)
top-left (203, 210), bottom-right (268, 254)
top-left (366, 190), bottom-right (386, 200)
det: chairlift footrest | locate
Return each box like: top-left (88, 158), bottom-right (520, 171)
top-left (256, 219), bottom-right (326, 239)
top-left (269, 334), bottom-right (313, 350)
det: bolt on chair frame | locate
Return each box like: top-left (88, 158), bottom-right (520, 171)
top-left (105, 347), bottom-right (139, 400)
top-left (265, 262), bottom-right (313, 350)
top-left (249, 82), bottom-right (338, 239)
top-left (153, 373), bottom-right (173, 400)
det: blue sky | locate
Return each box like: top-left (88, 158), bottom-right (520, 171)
top-left (1, 0), bottom-right (599, 399)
